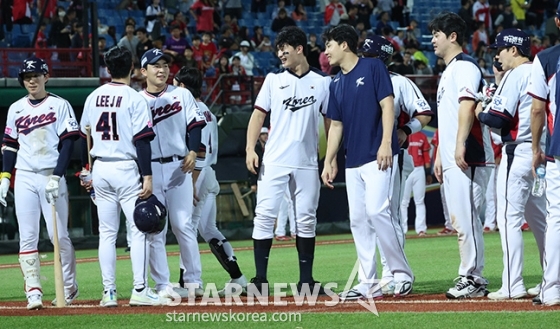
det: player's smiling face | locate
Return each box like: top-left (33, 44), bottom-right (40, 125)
top-left (143, 59), bottom-right (169, 89)
top-left (324, 40), bottom-right (343, 66)
top-left (22, 73), bottom-right (48, 99)
top-left (276, 44), bottom-right (299, 69)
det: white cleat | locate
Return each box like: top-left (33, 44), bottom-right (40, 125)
top-left (218, 275), bottom-right (248, 297)
top-left (52, 285), bottom-right (79, 306)
top-left (487, 290), bottom-right (527, 300)
top-left (27, 294), bottom-right (43, 310)
top-left (527, 284), bottom-right (541, 297)
top-left (100, 289), bottom-right (118, 307)
top-left (129, 287), bottom-right (162, 306)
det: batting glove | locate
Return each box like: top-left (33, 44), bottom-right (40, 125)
top-left (0, 176), bottom-right (10, 207)
top-left (45, 175), bottom-right (61, 204)
top-left (79, 169), bottom-right (92, 184)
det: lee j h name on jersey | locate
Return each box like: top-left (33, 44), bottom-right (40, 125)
top-left (96, 95), bottom-right (123, 107)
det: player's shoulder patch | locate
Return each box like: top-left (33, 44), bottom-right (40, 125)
top-left (490, 94), bottom-right (507, 112)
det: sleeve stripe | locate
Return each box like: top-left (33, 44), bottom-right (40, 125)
top-left (79, 131), bottom-right (87, 138)
top-left (488, 109), bottom-right (512, 120)
top-left (60, 130), bottom-right (80, 141)
top-left (255, 105), bottom-right (268, 113)
top-left (3, 136), bottom-right (17, 143)
top-left (413, 111), bottom-right (434, 117)
top-left (187, 120), bottom-right (206, 131)
top-left (458, 96), bottom-right (476, 102)
top-left (133, 130), bottom-right (155, 142)
top-left (528, 92), bottom-right (546, 102)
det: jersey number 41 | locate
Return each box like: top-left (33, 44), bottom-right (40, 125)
top-left (96, 112), bottom-right (120, 141)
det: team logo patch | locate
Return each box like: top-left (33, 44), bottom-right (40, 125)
top-left (356, 77), bottom-right (365, 87)
top-left (16, 112), bottom-right (57, 135)
top-left (66, 118), bottom-right (79, 132)
top-left (4, 127), bottom-right (12, 135)
top-left (491, 95), bottom-right (506, 112)
top-left (26, 259), bottom-right (36, 266)
top-left (415, 99), bottom-right (430, 111)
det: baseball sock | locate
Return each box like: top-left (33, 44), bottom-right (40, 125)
top-left (296, 236), bottom-right (315, 284)
top-left (178, 268), bottom-right (185, 287)
top-left (253, 238), bottom-right (273, 279)
top-left (222, 241), bottom-right (243, 279)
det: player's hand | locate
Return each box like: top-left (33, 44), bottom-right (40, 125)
top-left (455, 142), bottom-right (468, 171)
top-left (246, 150), bottom-right (260, 175)
top-left (377, 142), bottom-right (393, 171)
top-left (434, 155), bottom-right (443, 184)
top-left (182, 152), bottom-right (197, 173)
top-left (79, 169), bottom-right (93, 192)
top-left (532, 148), bottom-right (546, 178)
top-left (0, 177), bottom-right (10, 207)
top-left (45, 175), bottom-right (60, 204)
top-left (193, 185), bottom-right (200, 206)
top-left (321, 160), bottom-right (338, 189)
top-left (251, 184), bottom-right (257, 193)
top-left (139, 176), bottom-right (153, 199)
top-left (396, 129), bottom-right (408, 147)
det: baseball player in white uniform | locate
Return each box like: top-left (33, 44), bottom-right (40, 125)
top-left (0, 56), bottom-right (79, 310)
top-left (429, 13), bottom-right (494, 299)
top-left (80, 46), bottom-right (160, 307)
top-left (475, 28), bottom-right (546, 300)
top-left (139, 49), bottom-right (206, 299)
top-left (401, 131), bottom-right (432, 236)
top-left (322, 25), bottom-right (414, 300)
top-left (432, 130), bottom-right (456, 235)
top-left (528, 7), bottom-right (560, 305)
top-left (245, 26), bottom-right (331, 295)
top-left (275, 189), bottom-right (296, 240)
top-left (173, 66), bottom-right (248, 297)
top-left (359, 35), bottom-right (433, 295)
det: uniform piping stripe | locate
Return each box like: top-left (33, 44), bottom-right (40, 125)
top-left (503, 143), bottom-right (519, 297)
top-left (255, 106), bottom-right (267, 113)
top-left (469, 167), bottom-right (480, 278)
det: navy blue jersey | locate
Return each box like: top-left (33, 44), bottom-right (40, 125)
top-left (327, 57), bottom-right (398, 168)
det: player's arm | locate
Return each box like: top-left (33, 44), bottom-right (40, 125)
top-left (455, 99), bottom-right (476, 170)
top-left (245, 109), bottom-right (267, 174)
top-left (530, 97), bottom-right (546, 173)
top-left (322, 119), bottom-right (343, 189)
top-left (183, 94), bottom-right (206, 174)
top-left (54, 103), bottom-right (80, 177)
top-left (422, 134), bottom-right (432, 184)
top-left (0, 109), bottom-right (19, 206)
top-left (378, 95), bottom-right (395, 170)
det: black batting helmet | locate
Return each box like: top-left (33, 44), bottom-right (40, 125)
top-left (133, 195), bottom-right (167, 234)
top-left (18, 56), bottom-right (49, 88)
top-left (359, 35), bottom-right (394, 63)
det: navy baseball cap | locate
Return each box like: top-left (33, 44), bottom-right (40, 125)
top-left (359, 35), bottom-right (394, 62)
top-left (489, 28), bottom-right (530, 56)
top-left (556, 1), bottom-right (560, 18)
top-left (141, 48), bottom-right (171, 68)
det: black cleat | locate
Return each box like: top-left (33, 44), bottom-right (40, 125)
top-left (247, 277), bottom-right (269, 296)
top-left (296, 280), bottom-right (330, 296)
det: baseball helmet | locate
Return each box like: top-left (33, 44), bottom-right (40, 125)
top-left (18, 56), bottom-right (49, 88)
top-left (359, 35), bottom-right (394, 63)
top-left (133, 195), bottom-right (167, 234)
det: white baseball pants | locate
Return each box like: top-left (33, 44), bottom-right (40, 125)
top-left (483, 165), bottom-right (497, 230)
top-left (400, 166), bottom-right (427, 234)
top-left (275, 188), bottom-right (296, 237)
top-left (540, 159), bottom-right (560, 303)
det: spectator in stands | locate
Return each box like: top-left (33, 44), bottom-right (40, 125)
top-left (223, 14), bottom-right (240, 35)
top-left (407, 19), bottom-right (422, 40)
top-left (391, 0), bottom-right (405, 26)
top-left (271, 8), bottom-right (297, 33)
top-left (180, 0), bottom-right (195, 16)
top-left (306, 33), bottom-right (322, 70)
top-left (494, 2), bottom-right (517, 29)
top-left (71, 22), bottom-right (84, 55)
top-left (191, 0), bottom-right (216, 33)
top-left (35, 21), bottom-right (49, 60)
top-left (325, 0), bottom-right (347, 27)
top-left (292, 4), bottom-right (308, 21)
top-left (377, 0), bottom-right (393, 15)
top-left (356, 0), bottom-right (374, 30)
top-left (473, 0), bottom-right (492, 31)
top-left (237, 26), bottom-right (251, 46)
top-left (12, 0), bottom-right (33, 25)
top-left (252, 26), bottom-right (265, 48)
top-left (393, 29), bottom-right (406, 50)
top-left (37, 0), bottom-right (57, 23)
top-left (355, 21), bottom-right (367, 36)
top-left (200, 31), bottom-right (218, 73)
top-left (471, 21), bottom-right (489, 54)
top-left (406, 43), bottom-right (428, 65)
top-left (98, 37), bottom-right (111, 78)
top-left (223, 0), bottom-right (243, 20)
top-left (394, 51), bottom-right (415, 75)
top-left (413, 60), bottom-right (433, 75)
top-left (251, 0), bottom-right (267, 14)
top-left (191, 35), bottom-right (205, 67)
top-left (218, 28), bottom-right (235, 57)
top-left (403, 29), bottom-right (419, 49)
top-left (164, 25), bottom-right (190, 59)
top-left (458, 0), bottom-right (476, 37)
top-left (216, 55), bottom-right (233, 75)
top-left (68, 0), bottom-right (84, 20)
top-left (183, 46), bottom-right (198, 69)
top-left (473, 41), bottom-right (493, 67)
top-left (230, 55), bottom-right (247, 102)
top-left (478, 58), bottom-right (490, 75)
top-left (432, 57), bottom-right (446, 75)
top-left (48, 7), bottom-right (74, 61)
top-left (272, 0), bottom-right (290, 20)
top-left (146, 0), bottom-right (166, 40)
top-left (136, 27), bottom-right (153, 60)
top-left (169, 12), bottom-right (190, 37)
top-left (511, 0), bottom-right (529, 29)
top-left (344, 6), bottom-right (359, 27)
top-left (531, 36), bottom-right (545, 57)
top-left (375, 11), bottom-right (393, 35)
top-left (118, 22), bottom-right (140, 66)
top-left (382, 27), bottom-right (401, 52)
top-left (257, 35), bottom-right (273, 52)
top-left (232, 40), bottom-right (255, 76)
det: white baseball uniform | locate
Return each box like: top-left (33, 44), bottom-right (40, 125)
top-left (140, 85), bottom-right (206, 291)
top-left (252, 67), bottom-right (330, 240)
top-left (486, 61), bottom-right (546, 297)
top-left (378, 72), bottom-right (433, 286)
top-left (4, 93), bottom-right (79, 299)
top-left (81, 82), bottom-right (155, 292)
top-left (483, 134), bottom-right (502, 231)
top-left (437, 53), bottom-right (493, 285)
top-left (527, 46), bottom-right (560, 304)
top-left (275, 188), bottom-right (296, 238)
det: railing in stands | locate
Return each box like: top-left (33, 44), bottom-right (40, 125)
top-left (0, 48), bottom-right (93, 78)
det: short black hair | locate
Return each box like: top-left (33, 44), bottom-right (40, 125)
top-left (322, 24), bottom-right (359, 55)
top-left (275, 26), bottom-right (308, 56)
top-left (427, 12), bottom-right (467, 45)
top-left (175, 67), bottom-right (203, 99)
top-left (104, 46), bottom-right (132, 79)
top-left (135, 27), bottom-right (148, 34)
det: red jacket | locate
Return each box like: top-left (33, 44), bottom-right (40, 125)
top-left (408, 132), bottom-right (431, 167)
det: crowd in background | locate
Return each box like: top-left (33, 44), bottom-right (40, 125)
top-left (0, 0), bottom-right (559, 80)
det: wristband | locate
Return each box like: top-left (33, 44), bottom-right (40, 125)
top-left (404, 117), bottom-right (422, 134)
top-left (0, 172), bottom-right (11, 180)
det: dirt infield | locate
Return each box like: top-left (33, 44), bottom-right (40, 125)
top-left (0, 294), bottom-right (557, 316)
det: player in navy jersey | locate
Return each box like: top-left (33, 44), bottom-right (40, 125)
top-left (322, 24), bottom-right (414, 300)
top-left (245, 26), bottom-right (332, 296)
top-left (429, 12), bottom-right (494, 299)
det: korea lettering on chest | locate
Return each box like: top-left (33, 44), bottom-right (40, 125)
top-left (16, 110), bottom-right (57, 135)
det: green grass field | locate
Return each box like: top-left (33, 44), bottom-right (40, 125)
top-left (1, 230), bottom-right (556, 328)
